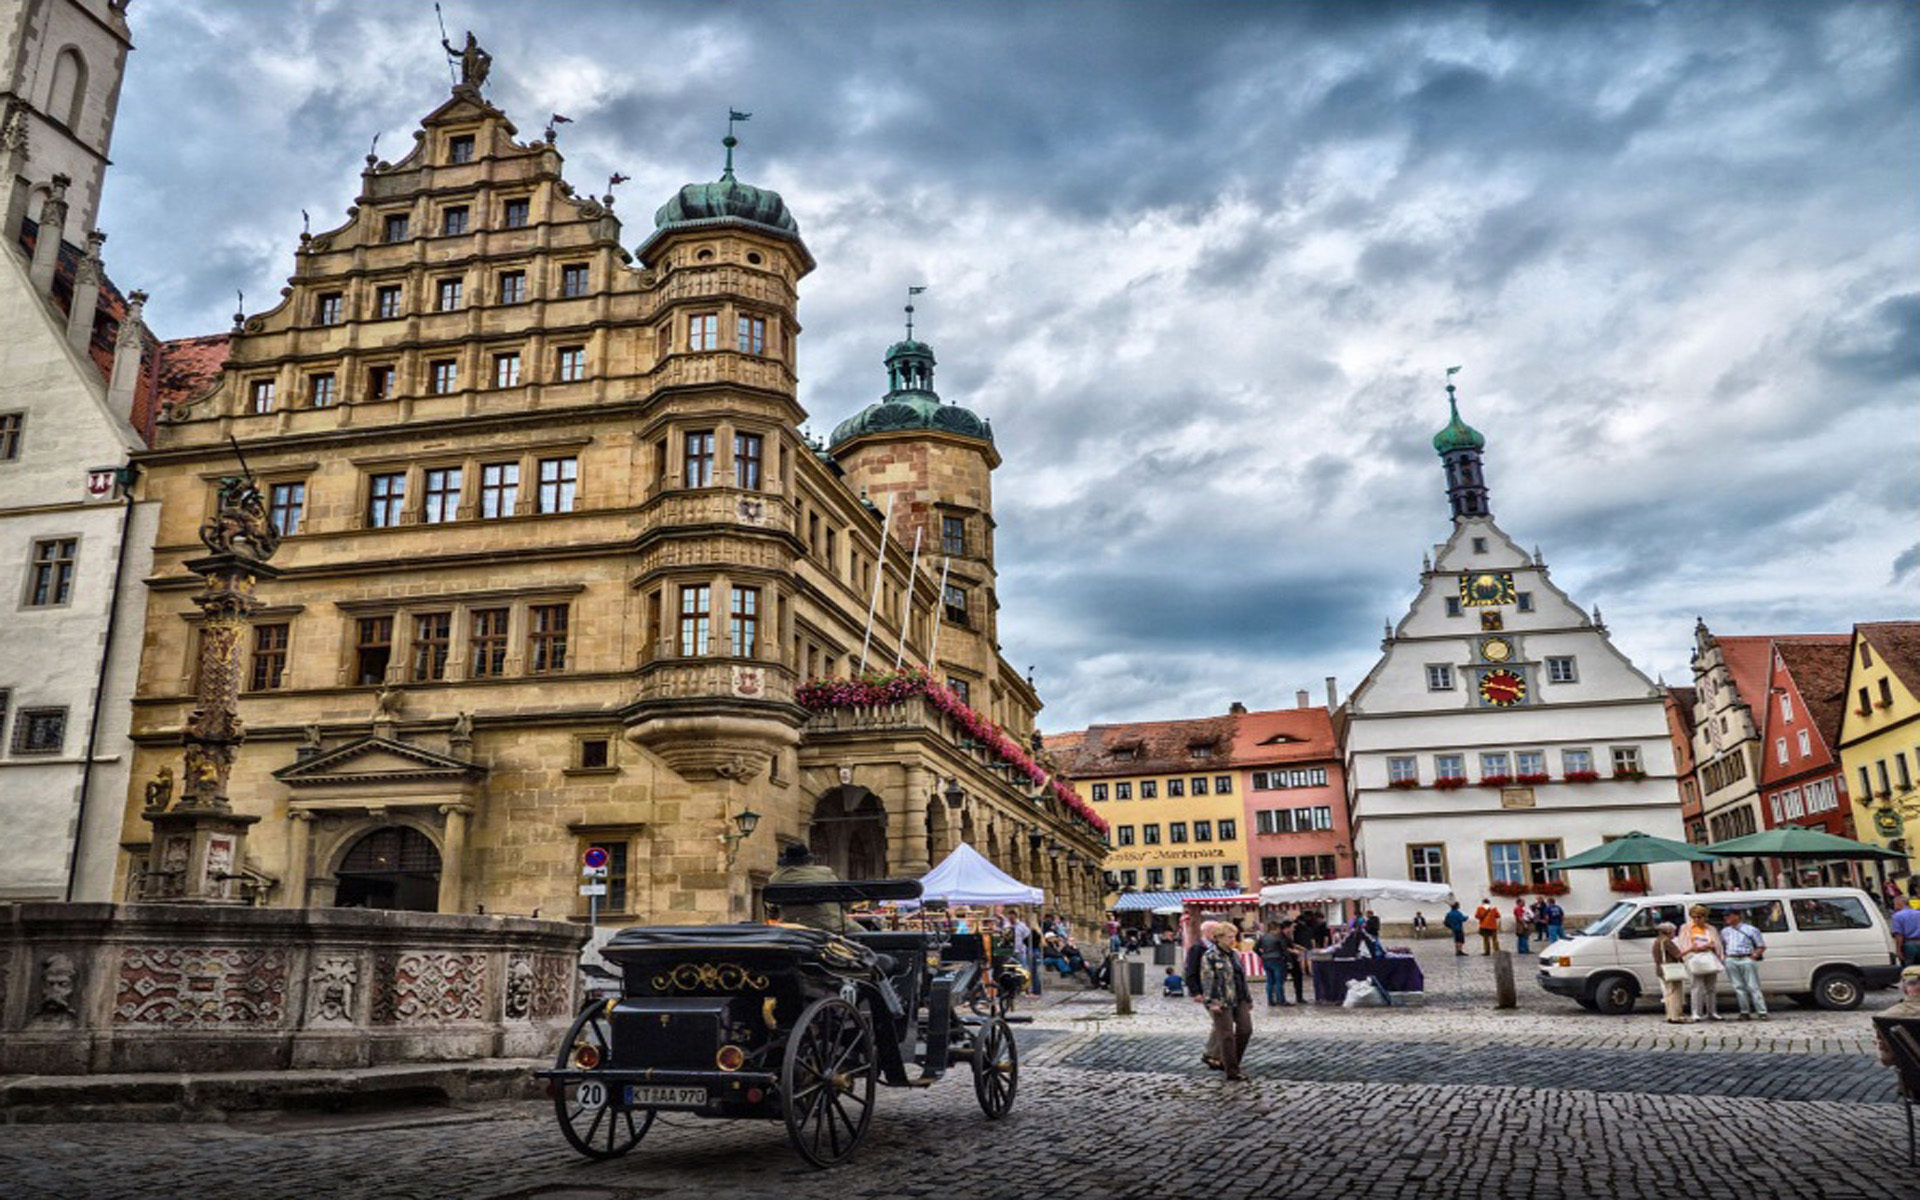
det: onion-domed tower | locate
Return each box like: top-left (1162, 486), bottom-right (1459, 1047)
top-left (1433, 379), bottom-right (1489, 522)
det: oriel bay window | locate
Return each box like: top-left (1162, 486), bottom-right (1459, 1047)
top-left (354, 617), bottom-right (393, 685)
top-left (737, 314), bottom-right (765, 355)
top-left (528, 603), bottom-right (569, 674)
top-left (689, 312), bottom-right (719, 351)
top-left (734, 433), bottom-right (763, 489)
top-left (942, 515), bottom-right (966, 555)
top-left (943, 584), bottom-right (968, 625)
top-left (680, 585), bottom-right (712, 655)
top-left (411, 612), bottom-right (451, 681)
top-left (685, 431), bottom-right (715, 487)
top-left (469, 608), bottom-right (509, 677)
top-left (729, 586), bottom-right (759, 657)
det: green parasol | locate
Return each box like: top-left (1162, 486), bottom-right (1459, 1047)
top-left (1546, 830), bottom-right (1719, 870)
top-left (1700, 827), bottom-right (1906, 860)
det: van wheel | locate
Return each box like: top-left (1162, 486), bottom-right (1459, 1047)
top-left (1590, 975), bottom-right (1639, 1015)
top-left (1811, 969), bottom-right (1863, 1011)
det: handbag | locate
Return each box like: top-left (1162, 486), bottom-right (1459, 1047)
top-left (1684, 953), bottom-right (1719, 977)
top-left (1660, 962), bottom-right (1688, 983)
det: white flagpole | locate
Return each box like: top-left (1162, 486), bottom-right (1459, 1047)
top-left (926, 555), bottom-right (952, 674)
top-left (893, 527), bottom-right (923, 669)
top-left (857, 492), bottom-right (893, 674)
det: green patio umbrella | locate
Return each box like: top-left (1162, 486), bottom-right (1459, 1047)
top-left (1700, 827), bottom-right (1906, 860)
top-left (1546, 830), bottom-right (1719, 870)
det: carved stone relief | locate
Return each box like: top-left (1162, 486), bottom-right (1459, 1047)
top-left (113, 947), bottom-right (288, 1027)
top-left (531, 954), bottom-right (574, 1019)
top-left (370, 952), bottom-right (486, 1025)
top-left (31, 952), bottom-right (78, 1025)
top-left (307, 954), bottom-right (359, 1026)
top-left (503, 954), bottom-right (534, 1020)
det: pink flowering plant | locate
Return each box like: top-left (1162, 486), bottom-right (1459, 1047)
top-left (796, 669), bottom-right (1108, 835)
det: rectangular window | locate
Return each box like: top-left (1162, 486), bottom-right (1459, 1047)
top-left (947, 677), bottom-right (971, 706)
top-left (411, 612), bottom-right (451, 681)
top-left (309, 372), bottom-right (336, 408)
top-left (556, 346), bottom-right (585, 381)
top-left (1221, 864), bottom-right (1241, 887)
top-left (941, 515), bottom-right (966, 556)
top-left (479, 462), bottom-right (519, 519)
top-left (1260, 856), bottom-right (1279, 879)
top-left (502, 198), bottom-right (530, 228)
top-left (1480, 751), bottom-right (1511, 779)
top-left (249, 379), bottom-right (276, 414)
top-left (528, 603), bottom-right (569, 674)
top-left (1611, 746), bottom-right (1642, 774)
top-left (497, 269), bottom-right (527, 305)
top-left (447, 134), bottom-right (475, 163)
top-left (375, 285), bottom-right (402, 319)
top-left (422, 467), bottom-right (461, 524)
top-left (1115, 782), bottom-right (1132, 800)
top-left (1516, 750), bottom-right (1545, 777)
top-left (354, 616), bottom-right (392, 686)
top-left (1489, 841), bottom-right (1525, 885)
top-left (1387, 756), bottom-right (1419, 784)
top-left (1139, 780), bottom-right (1157, 799)
top-left (679, 585), bottom-right (711, 656)
top-left (734, 433), bottom-right (763, 490)
top-left (1516, 592), bottom-right (1534, 612)
top-left (1779, 694), bottom-right (1794, 722)
top-left (469, 608), bottom-right (509, 677)
top-left (1898, 753), bottom-right (1913, 790)
top-left (11, 707), bottom-right (66, 755)
top-left (429, 359), bottom-right (458, 393)
top-left (1527, 840), bottom-right (1563, 884)
top-left (1142, 823), bottom-right (1160, 845)
top-left (684, 431), bottom-right (715, 487)
top-left (1563, 747), bottom-right (1593, 775)
top-left (1215, 775), bottom-right (1232, 794)
top-left (268, 482), bottom-right (305, 536)
top-left (737, 314), bottom-right (766, 354)
top-left (366, 472), bottom-right (406, 527)
top-left (1546, 656), bottom-right (1577, 684)
top-left (1776, 738), bottom-right (1789, 765)
top-left (1146, 868), bottom-right (1164, 889)
top-left (1190, 776), bottom-right (1208, 795)
top-left (729, 586), bottom-right (758, 657)
top-left (441, 205), bottom-right (469, 236)
top-left (1426, 664), bottom-right (1454, 690)
top-left (1173, 867), bottom-right (1191, 888)
top-left (493, 352), bottom-right (521, 388)
top-left (0, 411), bottom-right (22, 459)
top-left (1120, 869), bottom-right (1138, 888)
top-left (1445, 596), bottom-right (1462, 617)
top-left (1168, 821), bottom-right (1187, 844)
top-left (1859, 765), bottom-right (1874, 798)
top-left (1166, 778), bottom-right (1184, 798)
top-left (561, 263), bottom-right (589, 297)
top-left (943, 584), bottom-right (969, 625)
top-left (367, 364), bottom-right (395, 400)
top-left (537, 456), bottom-right (577, 513)
top-left (1197, 866), bottom-right (1215, 888)
top-left (383, 213), bottom-right (409, 242)
top-left (1218, 818), bottom-right (1237, 841)
top-left (689, 312), bottom-right (719, 351)
top-left (26, 537), bottom-right (77, 606)
top-left (579, 739), bottom-right (611, 770)
top-left (1193, 820), bottom-right (1212, 843)
top-left (1090, 783), bottom-right (1108, 801)
top-left (585, 841), bottom-right (629, 913)
top-left (436, 278), bottom-right (463, 311)
top-left (1435, 754), bottom-right (1465, 780)
top-left (316, 292), bottom-right (343, 325)
top-left (1797, 729), bottom-right (1811, 757)
top-left (249, 623), bottom-right (288, 691)
top-left (1116, 825), bottom-right (1135, 846)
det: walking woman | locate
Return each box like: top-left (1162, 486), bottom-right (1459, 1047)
top-left (1651, 921), bottom-right (1688, 1024)
top-left (1200, 920), bottom-right (1254, 1081)
top-left (1679, 904), bottom-right (1725, 1022)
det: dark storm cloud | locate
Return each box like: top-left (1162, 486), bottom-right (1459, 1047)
top-left (98, 1), bottom-right (1919, 730)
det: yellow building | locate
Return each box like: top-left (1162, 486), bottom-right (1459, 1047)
top-left (1048, 715), bottom-right (1247, 895)
top-left (1837, 621), bottom-right (1920, 883)
top-left (114, 59), bottom-right (1107, 927)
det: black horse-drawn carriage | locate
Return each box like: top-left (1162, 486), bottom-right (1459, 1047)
top-left (536, 879), bottom-right (1020, 1167)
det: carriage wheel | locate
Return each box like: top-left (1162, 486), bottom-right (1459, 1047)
top-left (552, 1003), bottom-right (653, 1160)
top-left (781, 997), bottom-right (876, 1168)
top-left (970, 1016), bottom-right (1018, 1119)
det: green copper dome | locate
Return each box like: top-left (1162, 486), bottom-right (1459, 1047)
top-left (653, 133), bottom-right (797, 235)
top-left (829, 337), bottom-right (994, 449)
top-left (1431, 391), bottom-right (1485, 454)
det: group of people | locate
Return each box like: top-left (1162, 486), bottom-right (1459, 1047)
top-left (1647, 903), bottom-right (1770, 1022)
top-left (1431, 898), bottom-right (1565, 956)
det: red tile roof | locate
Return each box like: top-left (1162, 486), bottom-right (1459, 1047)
top-left (1666, 686), bottom-right (1699, 739)
top-left (1230, 707), bottom-right (1337, 765)
top-left (1714, 634), bottom-right (1848, 712)
top-left (1858, 621), bottom-right (1920, 705)
top-left (155, 334), bottom-right (230, 415)
top-left (1773, 641), bottom-right (1853, 750)
top-left (1044, 713), bottom-right (1239, 779)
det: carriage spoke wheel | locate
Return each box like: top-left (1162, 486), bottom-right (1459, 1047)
top-left (781, 997), bottom-right (876, 1168)
top-left (970, 1016), bottom-right (1018, 1119)
top-left (552, 1004), bottom-right (652, 1160)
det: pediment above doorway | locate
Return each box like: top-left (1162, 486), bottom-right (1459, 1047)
top-left (273, 735), bottom-right (485, 791)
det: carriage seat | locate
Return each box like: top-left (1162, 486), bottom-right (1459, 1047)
top-left (846, 931), bottom-right (932, 979)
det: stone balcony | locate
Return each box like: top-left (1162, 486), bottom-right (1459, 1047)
top-left (650, 351), bottom-right (792, 395)
top-left (655, 265), bottom-right (794, 309)
top-left (801, 697), bottom-right (939, 736)
top-left (631, 659), bottom-right (794, 708)
top-left (645, 487), bottom-right (795, 538)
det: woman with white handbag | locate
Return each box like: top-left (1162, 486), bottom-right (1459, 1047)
top-left (1679, 904), bottom-right (1725, 1022)
top-left (1652, 921), bottom-right (1689, 1024)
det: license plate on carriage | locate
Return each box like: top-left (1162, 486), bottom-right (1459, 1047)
top-left (626, 1085), bottom-right (709, 1109)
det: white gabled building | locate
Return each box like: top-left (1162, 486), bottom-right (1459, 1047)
top-left (1345, 384), bottom-right (1689, 923)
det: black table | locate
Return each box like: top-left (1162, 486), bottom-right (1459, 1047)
top-left (1310, 954), bottom-right (1425, 1004)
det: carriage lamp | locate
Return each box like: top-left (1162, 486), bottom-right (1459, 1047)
top-left (943, 779), bottom-right (966, 809)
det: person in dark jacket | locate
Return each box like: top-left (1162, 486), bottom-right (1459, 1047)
top-left (1200, 922), bottom-right (1254, 1081)
top-left (1254, 921), bottom-right (1295, 1007)
top-left (1185, 919), bottom-right (1223, 1069)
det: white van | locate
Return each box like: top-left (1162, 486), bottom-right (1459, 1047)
top-left (1535, 887), bottom-right (1901, 1014)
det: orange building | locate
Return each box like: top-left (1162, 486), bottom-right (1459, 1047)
top-left (1234, 702), bottom-right (1352, 887)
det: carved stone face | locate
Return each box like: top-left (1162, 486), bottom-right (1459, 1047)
top-left (39, 953), bottom-right (77, 1014)
top-left (504, 956), bottom-right (535, 1019)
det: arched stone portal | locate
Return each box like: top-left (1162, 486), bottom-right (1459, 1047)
top-left (809, 785), bottom-right (889, 880)
top-left (332, 826), bottom-right (441, 912)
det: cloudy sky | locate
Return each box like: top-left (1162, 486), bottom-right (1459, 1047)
top-left (101, 1), bottom-right (1917, 734)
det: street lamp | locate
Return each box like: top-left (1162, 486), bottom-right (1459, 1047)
top-left (735, 807), bottom-right (761, 838)
top-left (720, 803), bottom-right (761, 865)
top-left (943, 779), bottom-right (966, 809)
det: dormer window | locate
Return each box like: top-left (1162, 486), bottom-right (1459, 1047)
top-left (448, 134), bottom-right (475, 164)
top-left (1188, 744), bottom-right (1215, 760)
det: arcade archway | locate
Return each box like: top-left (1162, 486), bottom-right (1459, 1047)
top-left (809, 785), bottom-right (888, 880)
top-left (333, 826), bottom-right (442, 912)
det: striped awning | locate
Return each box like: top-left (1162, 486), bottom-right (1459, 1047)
top-left (1110, 889), bottom-right (1250, 912)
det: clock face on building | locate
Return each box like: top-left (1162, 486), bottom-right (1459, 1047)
top-left (1460, 572), bottom-right (1516, 607)
top-left (1480, 637), bottom-right (1513, 663)
top-left (1478, 669), bottom-right (1527, 707)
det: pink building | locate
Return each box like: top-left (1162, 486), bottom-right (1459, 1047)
top-left (1234, 704), bottom-right (1352, 885)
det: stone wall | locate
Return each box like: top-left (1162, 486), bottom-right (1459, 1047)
top-left (0, 902), bottom-right (585, 1074)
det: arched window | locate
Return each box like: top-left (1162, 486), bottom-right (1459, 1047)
top-left (334, 826), bottom-right (441, 911)
top-left (48, 47), bottom-right (87, 129)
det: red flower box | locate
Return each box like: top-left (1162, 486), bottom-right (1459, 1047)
top-left (1533, 881), bottom-right (1570, 896)
top-left (1387, 779), bottom-right (1422, 790)
top-left (1478, 774), bottom-right (1514, 788)
top-left (1489, 881), bottom-right (1529, 897)
top-left (1433, 777), bottom-right (1469, 791)
top-left (1612, 768), bottom-right (1647, 782)
top-left (1609, 876), bottom-right (1651, 894)
top-left (1517, 773), bottom-right (1551, 786)
top-left (1564, 770), bottom-right (1601, 783)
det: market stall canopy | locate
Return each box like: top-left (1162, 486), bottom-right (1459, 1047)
top-left (1547, 831), bottom-right (1719, 870)
top-left (1111, 889), bottom-right (1250, 913)
top-left (912, 842), bottom-right (1045, 905)
top-left (1701, 827), bottom-right (1906, 860)
top-left (1258, 877), bottom-right (1455, 905)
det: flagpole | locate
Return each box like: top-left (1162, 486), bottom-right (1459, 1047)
top-left (893, 527), bottom-right (923, 669)
top-left (857, 492), bottom-right (893, 674)
top-left (927, 555), bottom-right (952, 674)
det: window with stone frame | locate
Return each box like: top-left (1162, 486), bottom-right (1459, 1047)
top-left (447, 134), bottom-right (475, 164)
top-left (556, 345), bottom-right (585, 382)
top-left (1146, 868), bottom-right (1164, 888)
top-left (248, 379), bottom-right (276, 414)
top-left (429, 359), bottom-right (458, 394)
top-left (1434, 753), bottom-right (1465, 780)
top-left (537, 457), bottom-right (577, 513)
top-left (1426, 663), bottom-right (1454, 690)
top-left (1611, 746), bottom-right (1642, 774)
top-left (1408, 844), bottom-right (1447, 883)
top-left (493, 352), bottom-right (521, 389)
top-left (560, 263), bottom-right (590, 298)
top-left (736, 314), bottom-right (766, 355)
top-left (1193, 820), bottom-right (1212, 843)
top-left (1221, 864), bottom-right (1241, 887)
top-left (411, 612), bottom-right (451, 681)
top-left (382, 213), bottom-right (409, 242)
top-left (316, 292), bottom-right (343, 326)
top-left (309, 373), bottom-right (336, 408)
top-left (1546, 656), bottom-right (1578, 684)
top-left (729, 586), bottom-right (758, 658)
top-left (684, 432), bottom-right (715, 487)
top-left (942, 515), bottom-right (966, 556)
top-left (734, 433), bottom-right (763, 490)
top-left (498, 269), bottom-right (526, 305)
top-left (943, 583), bottom-right (969, 625)
top-left (688, 312), bottom-right (719, 351)
top-left (249, 623), bottom-right (289, 691)
top-left (267, 482), bottom-right (304, 536)
top-left (0, 411), bottom-right (21, 460)
top-left (353, 616), bottom-right (392, 686)
top-left (501, 197), bottom-right (530, 229)
top-left (422, 467), bottom-right (462, 524)
top-left (577, 738), bottom-right (612, 770)
top-left (1173, 867), bottom-right (1191, 888)
top-left (479, 462), bottom-right (519, 519)
top-left (946, 677), bottom-right (970, 706)
top-left (25, 537), bottom-right (77, 607)
top-left (442, 205), bottom-right (469, 236)
top-left (1168, 821), bottom-right (1187, 844)
top-left (11, 706), bottom-right (65, 755)
top-left (366, 473), bottom-right (406, 527)
top-left (435, 278), bottom-right (463, 311)
top-left (375, 286), bottom-right (402, 319)
top-left (1387, 756), bottom-right (1419, 784)
top-left (1197, 866), bottom-right (1215, 887)
top-left (679, 585), bottom-right (712, 656)
top-left (469, 608), bottom-right (509, 677)
top-left (528, 603), bottom-right (570, 674)
top-left (1563, 747), bottom-right (1593, 775)
top-left (1142, 823), bottom-right (1160, 845)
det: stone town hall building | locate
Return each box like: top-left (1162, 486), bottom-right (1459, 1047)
top-left (114, 65), bottom-right (1108, 926)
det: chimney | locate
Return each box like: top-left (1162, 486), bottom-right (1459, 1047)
top-left (28, 173), bottom-right (69, 295)
top-left (1295, 690), bottom-right (1310, 709)
top-left (1325, 676), bottom-right (1340, 710)
top-left (1228, 701), bottom-right (1246, 715)
top-left (107, 289), bottom-right (147, 425)
top-left (66, 230), bottom-right (106, 352)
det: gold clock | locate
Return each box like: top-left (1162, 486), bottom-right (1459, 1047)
top-left (1481, 637), bottom-right (1513, 663)
top-left (1460, 572), bottom-right (1516, 607)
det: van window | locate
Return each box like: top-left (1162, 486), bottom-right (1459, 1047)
top-left (1789, 896), bottom-right (1873, 932)
top-left (1705, 899), bottom-right (1788, 933)
top-left (1618, 904), bottom-right (1686, 939)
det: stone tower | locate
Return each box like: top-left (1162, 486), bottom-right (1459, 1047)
top-left (0, 0), bottom-right (134, 238)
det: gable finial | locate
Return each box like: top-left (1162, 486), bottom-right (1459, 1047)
top-left (724, 108), bottom-right (751, 179)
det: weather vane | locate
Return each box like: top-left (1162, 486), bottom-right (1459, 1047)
top-left (723, 108), bottom-right (751, 177)
top-left (545, 112), bottom-right (573, 143)
top-left (906, 285), bottom-right (926, 339)
top-left (1445, 364), bottom-right (1462, 399)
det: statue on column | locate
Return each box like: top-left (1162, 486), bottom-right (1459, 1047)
top-left (442, 31), bottom-right (492, 95)
top-left (198, 475), bottom-right (280, 560)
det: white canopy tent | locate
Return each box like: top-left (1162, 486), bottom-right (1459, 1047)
top-left (1259, 877), bottom-right (1455, 906)
top-left (909, 842), bottom-right (1045, 906)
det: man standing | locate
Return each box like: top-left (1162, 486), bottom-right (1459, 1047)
top-left (1255, 921), bottom-right (1294, 1007)
top-left (1473, 899), bottom-right (1501, 955)
top-left (1891, 898), bottom-right (1920, 967)
top-left (1443, 902), bottom-right (1469, 956)
top-left (1544, 898), bottom-right (1566, 946)
top-left (1186, 919), bottom-right (1223, 1069)
top-left (1012, 914), bottom-right (1040, 996)
top-left (768, 844), bottom-right (849, 934)
top-left (1512, 899), bottom-right (1532, 955)
top-left (1720, 908), bottom-right (1769, 1021)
